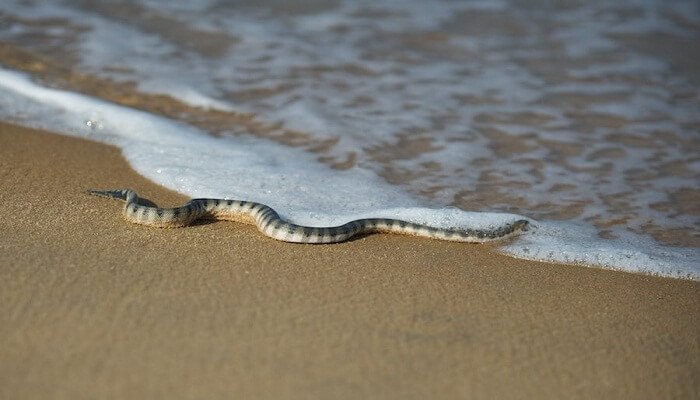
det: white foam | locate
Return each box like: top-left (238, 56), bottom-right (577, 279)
top-left (0, 67), bottom-right (520, 231)
top-left (503, 222), bottom-right (699, 280)
top-left (0, 67), bottom-right (697, 280)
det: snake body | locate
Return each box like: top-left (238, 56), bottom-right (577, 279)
top-left (88, 189), bottom-right (529, 244)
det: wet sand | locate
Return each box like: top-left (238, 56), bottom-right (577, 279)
top-left (0, 122), bottom-right (698, 399)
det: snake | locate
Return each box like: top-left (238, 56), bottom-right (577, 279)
top-left (87, 189), bottom-right (530, 244)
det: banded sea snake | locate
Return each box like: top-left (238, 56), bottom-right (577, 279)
top-left (88, 189), bottom-right (529, 244)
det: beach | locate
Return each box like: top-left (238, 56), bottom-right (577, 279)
top-left (1, 122), bottom-right (697, 398)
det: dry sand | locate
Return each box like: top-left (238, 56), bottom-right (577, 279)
top-left (0, 122), bottom-right (698, 399)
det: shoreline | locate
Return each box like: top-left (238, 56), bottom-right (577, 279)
top-left (1, 122), bottom-right (698, 398)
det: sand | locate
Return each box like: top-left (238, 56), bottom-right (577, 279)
top-left (0, 122), bottom-right (698, 399)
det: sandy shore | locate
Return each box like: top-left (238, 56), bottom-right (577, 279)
top-left (0, 122), bottom-right (698, 399)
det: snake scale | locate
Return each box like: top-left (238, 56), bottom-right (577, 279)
top-left (88, 189), bottom-right (529, 244)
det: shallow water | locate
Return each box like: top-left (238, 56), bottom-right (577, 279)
top-left (0, 0), bottom-right (698, 278)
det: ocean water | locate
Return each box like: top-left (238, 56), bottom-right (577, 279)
top-left (0, 0), bottom-right (698, 279)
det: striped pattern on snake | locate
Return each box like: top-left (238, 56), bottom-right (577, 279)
top-left (87, 189), bottom-right (529, 244)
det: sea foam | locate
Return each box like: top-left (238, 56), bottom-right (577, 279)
top-left (0, 67), bottom-right (697, 279)
top-left (2, 0), bottom-right (698, 256)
